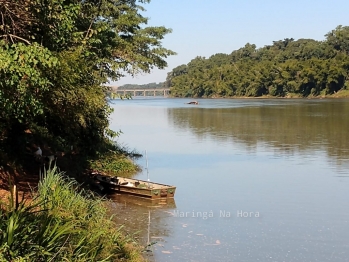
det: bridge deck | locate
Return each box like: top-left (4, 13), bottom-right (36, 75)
top-left (114, 88), bottom-right (170, 97)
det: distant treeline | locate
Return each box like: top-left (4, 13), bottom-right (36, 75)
top-left (118, 82), bottom-right (165, 89)
top-left (166, 25), bottom-right (349, 98)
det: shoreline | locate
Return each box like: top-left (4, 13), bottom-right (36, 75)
top-left (168, 89), bottom-right (349, 100)
top-left (170, 94), bottom-right (349, 100)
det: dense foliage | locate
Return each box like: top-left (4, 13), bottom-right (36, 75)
top-left (0, 167), bottom-right (144, 261)
top-left (0, 0), bottom-right (174, 160)
top-left (168, 26), bottom-right (349, 98)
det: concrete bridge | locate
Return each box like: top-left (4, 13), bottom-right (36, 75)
top-left (115, 88), bottom-right (170, 97)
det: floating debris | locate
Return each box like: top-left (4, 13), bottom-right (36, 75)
top-left (204, 240), bottom-right (221, 246)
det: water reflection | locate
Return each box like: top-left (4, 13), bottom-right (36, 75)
top-left (168, 99), bottom-right (349, 166)
top-left (108, 194), bottom-right (176, 261)
top-left (109, 98), bottom-right (349, 261)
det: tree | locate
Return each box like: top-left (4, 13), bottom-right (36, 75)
top-left (168, 25), bottom-right (349, 99)
top-left (325, 25), bottom-right (349, 55)
top-left (0, 0), bottom-right (175, 157)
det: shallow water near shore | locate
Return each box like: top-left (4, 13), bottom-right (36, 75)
top-left (109, 98), bottom-right (349, 262)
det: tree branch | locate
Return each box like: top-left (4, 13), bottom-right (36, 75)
top-left (84, 0), bottom-right (103, 40)
top-left (1, 34), bottom-right (31, 45)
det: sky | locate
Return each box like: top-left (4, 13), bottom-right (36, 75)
top-left (114, 0), bottom-right (349, 86)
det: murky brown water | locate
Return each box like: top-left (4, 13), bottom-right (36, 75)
top-left (109, 98), bottom-right (349, 262)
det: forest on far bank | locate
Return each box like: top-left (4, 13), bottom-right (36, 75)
top-left (165, 25), bottom-right (349, 98)
top-left (118, 82), bottom-right (165, 90)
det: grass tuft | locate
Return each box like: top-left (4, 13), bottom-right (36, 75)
top-left (0, 166), bottom-right (144, 262)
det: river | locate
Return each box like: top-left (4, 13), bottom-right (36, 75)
top-left (108, 98), bottom-right (349, 262)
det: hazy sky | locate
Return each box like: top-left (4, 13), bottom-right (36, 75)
top-left (115, 0), bottom-right (349, 86)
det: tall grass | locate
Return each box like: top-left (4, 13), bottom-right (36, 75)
top-left (0, 166), bottom-right (144, 262)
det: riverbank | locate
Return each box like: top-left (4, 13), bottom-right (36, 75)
top-left (177, 89), bottom-right (349, 99)
top-left (0, 138), bottom-right (145, 261)
top-left (0, 167), bottom-right (146, 261)
top-left (0, 166), bottom-right (145, 261)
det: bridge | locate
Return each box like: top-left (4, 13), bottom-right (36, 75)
top-left (114, 88), bottom-right (170, 97)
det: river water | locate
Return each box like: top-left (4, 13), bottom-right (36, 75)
top-left (108, 98), bottom-right (349, 262)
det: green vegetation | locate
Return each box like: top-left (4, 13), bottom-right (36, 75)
top-left (0, 0), bottom-right (174, 172)
top-left (88, 149), bottom-right (140, 177)
top-left (0, 167), bottom-right (144, 261)
top-left (0, 1), bottom-right (174, 259)
top-left (168, 25), bottom-right (349, 98)
top-left (118, 82), bottom-right (165, 90)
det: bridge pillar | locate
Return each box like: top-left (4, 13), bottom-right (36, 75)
top-left (143, 89), bottom-right (146, 96)
top-left (134, 90), bottom-right (136, 96)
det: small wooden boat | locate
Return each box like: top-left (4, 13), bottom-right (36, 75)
top-left (91, 172), bottom-right (176, 199)
top-left (110, 194), bottom-right (177, 208)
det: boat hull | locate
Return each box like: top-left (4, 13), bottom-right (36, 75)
top-left (109, 184), bottom-right (176, 199)
top-left (93, 174), bottom-right (176, 199)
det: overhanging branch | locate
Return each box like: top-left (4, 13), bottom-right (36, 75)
top-left (1, 34), bottom-right (31, 45)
